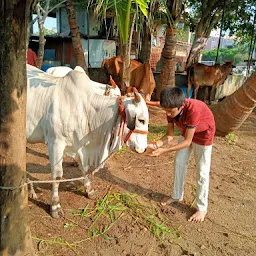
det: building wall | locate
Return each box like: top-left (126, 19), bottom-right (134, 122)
top-left (204, 37), bottom-right (234, 51)
top-left (57, 7), bottom-right (88, 35)
top-left (40, 37), bottom-right (116, 69)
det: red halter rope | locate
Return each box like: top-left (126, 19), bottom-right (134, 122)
top-left (117, 96), bottom-right (148, 143)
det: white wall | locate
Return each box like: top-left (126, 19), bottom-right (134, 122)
top-left (81, 39), bottom-right (116, 68)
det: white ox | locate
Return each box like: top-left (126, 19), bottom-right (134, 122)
top-left (46, 66), bottom-right (121, 97)
top-left (26, 64), bottom-right (149, 218)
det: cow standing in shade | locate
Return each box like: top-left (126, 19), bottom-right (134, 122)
top-left (26, 65), bottom-right (149, 218)
top-left (187, 60), bottom-right (233, 104)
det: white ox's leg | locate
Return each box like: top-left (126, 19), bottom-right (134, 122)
top-left (76, 151), bottom-right (95, 198)
top-left (48, 139), bottom-right (66, 218)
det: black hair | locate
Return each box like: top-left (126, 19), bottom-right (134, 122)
top-left (28, 41), bottom-right (33, 49)
top-left (160, 87), bottom-right (185, 108)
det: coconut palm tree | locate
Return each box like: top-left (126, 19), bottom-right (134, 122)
top-left (139, 15), bottom-right (152, 63)
top-left (155, 0), bottom-right (184, 100)
top-left (211, 72), bottom-right (256, 136)
top-left (0, 0), bottom-right (35, 254)
top-left (89, 0), bottom-right (149, 94)
top-left (66, 0), bottom-right (88, 73)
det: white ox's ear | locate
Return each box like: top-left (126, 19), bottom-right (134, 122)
top-left (74, 66), bottom-right (85, 73)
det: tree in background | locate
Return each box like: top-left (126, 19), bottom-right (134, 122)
top-left (155, 0), bottom-right (184, 100)
top-left (185, 0), bottom-right (224, 68)
top-left (33, 27), bottom-right (57, 36)
top-left (185, 0), bottom-right (255, 68)
top-left (202, 44), bottom-right (249, 65)
top-left (0, 0), bottom-right (36, 255)
top-left (66, 0), bottom-right (88, 73)
top-left (32, 0), bottom-right (67, 69)
top-left (139, 14), bottom-right (152, 63)
top-left (223, 1), bottom-right (255, 46)
top-left (223, 2), bottom-right (256, 73)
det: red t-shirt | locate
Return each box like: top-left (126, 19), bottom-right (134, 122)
top-left (27, 48), bottom-right (37, 66)
top-left (167, 99), bottom-right (215, 146)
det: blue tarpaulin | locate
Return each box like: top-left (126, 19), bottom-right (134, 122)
top-left (176, 85), bottom-right (193, 98)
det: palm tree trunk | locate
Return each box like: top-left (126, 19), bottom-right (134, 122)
top-left (156, 27), bottom-right (177, 99)
top-left (120, 11), bottom-right (135, 95)
top-left (66, 0), bottom-right (88, 73)
top-left (0, 1), bottom-right (35, 255)
top-left (139, 17), bottom-right (151, 63)
top-left (211, 72), bottom-right (256, 136)
top-left (120, 42), bottom-right (131, 95)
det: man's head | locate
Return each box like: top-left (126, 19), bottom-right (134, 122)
top-left (160, 87), bottom-right (185, 118)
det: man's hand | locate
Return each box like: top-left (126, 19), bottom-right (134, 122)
top-left (147, 142), bottom-right (158, 150)
top-left (149, 148), bottom-right (168, 157)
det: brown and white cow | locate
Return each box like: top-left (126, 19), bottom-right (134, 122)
top-left (187, 60), bottom-right (233, 104)
top-left (102, 56), bottom-right (156, 102)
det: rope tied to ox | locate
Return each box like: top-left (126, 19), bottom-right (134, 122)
top-left (0, 176), bottom-right (88, 199)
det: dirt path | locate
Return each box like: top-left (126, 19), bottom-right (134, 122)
top-left (27, 110), bottom-right (256, 256)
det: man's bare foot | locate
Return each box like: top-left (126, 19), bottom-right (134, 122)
top-left (160, 196), bottom-right (183, 206)
top-left (188, 210), bottom-right (207, 223)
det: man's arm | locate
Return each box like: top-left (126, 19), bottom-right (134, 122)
top-left (166, 127), bottom-right (195, 151)
top-left (148, 122), bottom-right (174, 149)
top-left (150, 127), bottom-right (196, 156)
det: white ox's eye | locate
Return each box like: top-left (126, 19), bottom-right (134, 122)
top-left (138, 119), bottom-right (145, 125)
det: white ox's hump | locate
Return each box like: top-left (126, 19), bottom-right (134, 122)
top-left (46, 66), bottom-right (73, 77)
top-left (74, 66), bottom-right (85, 73)
top-left (26, 64), bottom-right (96, 142)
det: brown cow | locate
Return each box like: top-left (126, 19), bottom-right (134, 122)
top-left (102, 56), bottom-right (141, 85)
top-left (102, 56), bottom-right (156, 101)
top-left (187, 60), bottom-right (233, 104)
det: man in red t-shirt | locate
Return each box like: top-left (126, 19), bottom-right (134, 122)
top-left (148, 87), bottom-right (215, 223)
top-left (27, 48), bottom-right (37, 67)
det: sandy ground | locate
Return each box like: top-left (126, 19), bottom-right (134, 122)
top-left (27, 108), bottom-right (256, 256)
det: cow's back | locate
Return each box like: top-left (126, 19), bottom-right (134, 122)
top-left (46, 66), bottom-right (73, 77)
top-left (192, 63), bottom-right (222, 86)
top-left (102, 56), bottom-right (141, 84)
top-left (26, 65), bottom-right (94, 144)
top-left (130, 62), bottom-right (155, 100)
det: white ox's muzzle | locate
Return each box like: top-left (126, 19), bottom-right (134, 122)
top-left (125, 129), bottom-right (148, 153)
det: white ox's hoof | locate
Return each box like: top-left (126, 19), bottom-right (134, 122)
top-left (50, 205), bottom-right (64, 218)
top-left (86, 189), bottom-right (96, 199)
